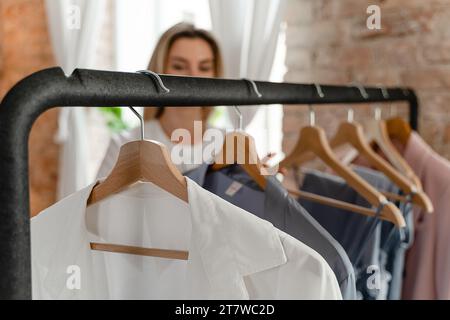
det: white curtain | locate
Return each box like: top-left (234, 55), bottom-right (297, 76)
top-left (45, 0), bottom-right (106, 199)
top-left (209, 0), bottom-right (287, 129)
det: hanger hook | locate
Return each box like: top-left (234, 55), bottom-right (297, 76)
top-left (308, 105), bottom-right (316, 126)
top-left (376, 85), bottom-right (390, 120)
top-left (137, 70), bottom-right (170, 93)
top-left (354, 83), bottom-right (369, 100)
top-left (314, 83), bottom-right (325, 98)
top-left (347, 108), bottom-right (354, 123)
top-left (242, 78), bottom-right (262, 98)
top-left (308, 83), bottom-right (324, 126)
top-left (233, 106), bottom-right (243, 131)
top-left (374, 107), bottom-right (382, 121)
top-left (379, 85), bottom-right (389, 100)
top-left (128, 106), bottom-right (144, 140)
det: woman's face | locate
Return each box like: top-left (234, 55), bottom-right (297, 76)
top-left (157, 36), bottom-right (216, 141)
top-left (165, 37), bottom-right (215, 77)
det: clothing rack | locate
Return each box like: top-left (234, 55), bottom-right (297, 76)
top-left (0, 67), bottom-right (419, 299)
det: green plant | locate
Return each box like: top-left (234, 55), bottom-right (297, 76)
top-left (98, 107), bottom-right (130, 133)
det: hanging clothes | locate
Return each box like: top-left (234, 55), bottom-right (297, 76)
top-left (400, 132), bottom-right (450, 300)
top-left (298, 169), bottom-right (384, 300)
top-left (333, 150), bottom-right (415, 300)
top-left (186, 164), bottom-right (356, 300)
top-left (297, 167), bottom-right (408, 300)
top-left (298, 165), bottom-right (414, 300)
top-left (31, 177), bottom-right (342, 300)
top-left (353, 166), bottom-right (414, 300)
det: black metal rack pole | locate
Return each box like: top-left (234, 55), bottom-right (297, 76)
top-left (0, 67), bottom-right (419, 299)
top-left (408, 93), bottom-right (419, 132)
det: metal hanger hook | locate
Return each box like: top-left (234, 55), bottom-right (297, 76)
top-left (128, 106), bottom-right (144, 140)
top-left (137, 70), bottom-right (170, 93)
top-left (308, 83), bottom-right (324, 126)
top-left (378, 85), bottom-right (390, 119)
top-left (347, 108), bottom-right (354, 123)
top-left (374, 106), bottom-right (382, 121)
top-left (242, 78), bottom-right (262, 98)
top-left (379, 85), bottom-right (389, 100)
top-left (233, 105), bottom-right (243, 131)
top-left (314, 83), bottom-right (325, 98)
top-left (354, 83), bottom-right (369, 100)
top-left (308, 105), bottom-right (316, 126)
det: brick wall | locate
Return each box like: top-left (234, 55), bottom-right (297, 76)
top-left (0, 0), bottom-right (58, 216)
top-left (284, 0), bottom-right (450, 160)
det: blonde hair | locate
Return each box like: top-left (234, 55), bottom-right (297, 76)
top-left (145, 23), bottom-right (223, 120)
top-left (148, 22), bottom-right (223, 76)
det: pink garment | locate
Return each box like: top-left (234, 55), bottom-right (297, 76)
top-left (402, 132), bottom-right (450, 300)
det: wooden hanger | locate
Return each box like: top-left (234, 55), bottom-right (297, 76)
top-left (329, 120), bottom-right (433, 213)
top-left (385, 116), bottom-right (422, 189)
top-left (287, 189), bottom-right (398, 223)
top-left (278, 146), bottom-right (409, 201)
top-left (279, 97), bottom-right (405, 228)
top-left (88, 140), bottom-right (188, 204)
top-left (87, 106), bottom-right (189, 260)
top-left (365, 112), bottom-right (422, 189)
top-left (361, 87), bottom-right (422, 188)
top-left (211, 130), bottom-right (267, 189)
top-left (209, 118), bottom-right (399, 221)
top-left (386, 116), bottom-right (412, 148)
top-left (210, 104), bottom-right (267, 189)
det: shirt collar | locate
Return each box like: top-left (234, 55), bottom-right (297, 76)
top-left (186, 164), bottom-right (289, 223)
top-left (35, 177), bottom-right (287, 299)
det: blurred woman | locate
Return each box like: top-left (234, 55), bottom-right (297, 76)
top-left (96, 23), bottom-right (224, 179)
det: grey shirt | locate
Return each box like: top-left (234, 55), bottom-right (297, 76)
top-left (186, 164), bottom-right (356, 300)
top-left (299, 167), bottom-right (413, 300)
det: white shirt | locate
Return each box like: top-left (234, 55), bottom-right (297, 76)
top-left (96, 120), bottom-right (205, 179)
top-left (31, 177), bottom-right (342, 300)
